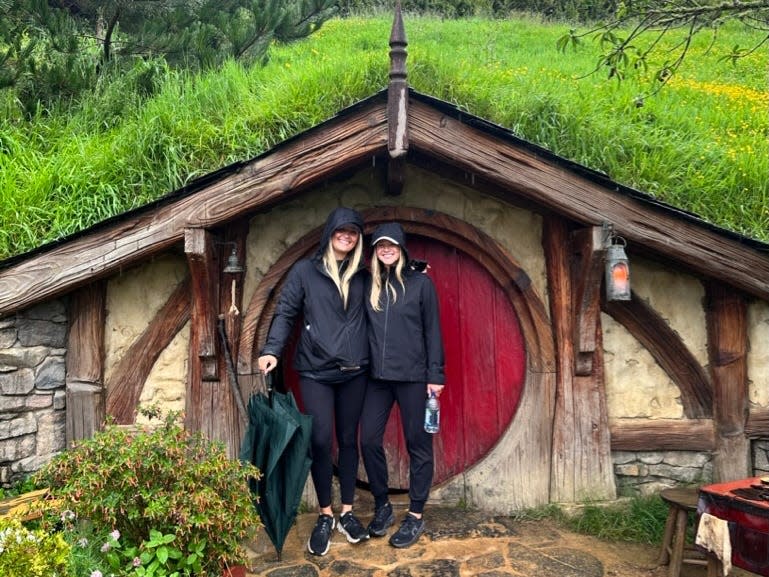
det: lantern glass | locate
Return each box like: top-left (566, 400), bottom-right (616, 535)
top-left (605, 244), bottom-right (631, 301)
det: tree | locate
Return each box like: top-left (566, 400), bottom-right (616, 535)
top-left (0, 0), bottom-right (337, 112)
top-left (557, 0), bottom-right (769, 95)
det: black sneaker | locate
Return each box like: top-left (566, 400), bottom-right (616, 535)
top-left (307, 514), bottom-right (335, 556)
top-left (367, 502), bottom-right (395, 537)
top-left (338, 511), bottom-right (369, 543)
top-left (388, 513), bottom-right (425, 548)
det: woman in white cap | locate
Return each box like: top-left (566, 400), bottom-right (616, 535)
top-left (258, 206), bottom-right (370, 556)
top-left (360, 222), bottom-right (445, 548)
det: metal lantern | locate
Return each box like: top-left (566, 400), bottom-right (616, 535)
top-left (223, 246), bottom-right (244, 274)
top-left (605, 238), bottom-right (631, 301)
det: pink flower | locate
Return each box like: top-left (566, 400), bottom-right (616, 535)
top-left (132, 557), bottom-right (142, 567)
top-left (90, 571), bottom-right (103, 577)
top-left (110, 529), bottom-right (121, 541)
top-left (100, 541), bottom-right (111, 552)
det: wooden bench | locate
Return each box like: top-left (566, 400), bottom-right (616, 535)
top-left (658, 486), bottom-right (708, 577)
top-left (0, 488), bottom-right (49, 522)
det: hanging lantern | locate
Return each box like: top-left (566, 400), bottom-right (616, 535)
top-left (605, 237), bottom-right (631, 301)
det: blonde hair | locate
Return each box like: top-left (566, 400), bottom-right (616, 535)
top-left (323, 237), bottom-right (363, 309)
top-left (369, 251), bottom-right (406, 312)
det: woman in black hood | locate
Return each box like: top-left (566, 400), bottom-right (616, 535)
top-left (258, 206), bottom-right (370, 556)
top-left (360, 222), bottom-right (445, 549)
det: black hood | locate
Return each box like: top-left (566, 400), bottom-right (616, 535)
top-left (370, 222), bottom-right (409, 261)
top-left (317, 207), bottom-right (364, 256)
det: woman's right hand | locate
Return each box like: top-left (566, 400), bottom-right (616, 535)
top-left (258, 354), bottom-right (278, 374)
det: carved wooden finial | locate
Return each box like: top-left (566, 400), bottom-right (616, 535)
top-left (387, 1), bottom-right (408, 194)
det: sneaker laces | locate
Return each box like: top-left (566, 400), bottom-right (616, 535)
top-left (373, 503), bottom-right (392, 525)
top-left (341, 511), bottom-right (365, 533)
top-left (316, 514), bottom-right (334, 538)
top-left (400, 513), bottom-right (422, 532)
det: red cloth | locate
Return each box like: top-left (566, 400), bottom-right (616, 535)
top-left (698, 477), bottom-right (769, 576)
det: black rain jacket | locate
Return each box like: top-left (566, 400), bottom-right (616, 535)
top-left (366, 223), bottom-right (445, 384)
top-left (260, 207), bottom-right (369, 382)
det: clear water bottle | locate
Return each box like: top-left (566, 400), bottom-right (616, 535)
top-left (424, 392), bottom-right (440, 434)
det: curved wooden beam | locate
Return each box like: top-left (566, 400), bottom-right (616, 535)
top-left (105, 277), bottom-right (191, 424)
top-left (603, 295), bottom-right (712, 418)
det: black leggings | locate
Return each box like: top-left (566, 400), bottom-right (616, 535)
top-left (299, 373), bottom-right (367, 508)
top-left (360, 379), bottom-right (434, 514)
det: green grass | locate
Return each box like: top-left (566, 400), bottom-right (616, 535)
top-left (1, 16), bottom-right (766, 261)
top-left (519, 494), bottom-right (670, 544)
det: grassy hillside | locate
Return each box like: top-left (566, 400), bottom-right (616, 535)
top-left (1, 16), bottom-right (766, 260)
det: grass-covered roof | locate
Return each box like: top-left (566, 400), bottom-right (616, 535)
top-left (1, 15), bottom-right (766, 261)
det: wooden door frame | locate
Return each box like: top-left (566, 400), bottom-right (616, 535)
top-left (237, 206), bottom-right (557, 509)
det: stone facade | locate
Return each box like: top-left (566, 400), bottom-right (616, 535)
top-left (0, 300), bottom-right (68, 486)
top-left (613, 451), bottom-right (713, 496)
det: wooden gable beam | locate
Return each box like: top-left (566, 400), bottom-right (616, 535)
top-left (387, 1), bottom-right (408, 196)
top-left (184, 228), bottom-right (219, 384)
top-left (406, 99), bottom-right (769, 301)
top-left (0, 99), bottom-right (388, 316)
top-left (570, 226), bottom-right (605, 376)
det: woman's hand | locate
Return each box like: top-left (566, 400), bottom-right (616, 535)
top-left (427, 384), bottom-right (444, 398)
top-left (258, 354), bottom-right (278, 374)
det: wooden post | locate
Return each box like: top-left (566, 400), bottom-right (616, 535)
top-left (706, 281), bottom-right (750, 481)
top-left (544, 216), bottom-right (615, 502)
top-left (185, 228), bottom-right (220, 435)
top-left (66, 282), bottom-right (106, 446)
top-left (571, 226), bottom-right (605, 375)
top-left (217, 222), bottom-right (248, 458)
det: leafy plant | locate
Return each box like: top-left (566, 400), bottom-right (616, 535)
top-left (0, 517), bottom-right (70, 577)
top-left (35, 408), bottom-right (262, 574)
top-left (62, 519), bottom-right (208, 577)
top-left (64, 520), bottom-right (122, 577)
top-left (0, 475), bottom-right (39, 500)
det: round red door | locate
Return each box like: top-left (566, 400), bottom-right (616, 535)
top-left (281, 235), bottom-right (526, 488)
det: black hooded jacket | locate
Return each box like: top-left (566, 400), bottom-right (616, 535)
top-left (366, 223), bottom-right (445, 384)
top-left (260, 207), bottom-right (369, 381)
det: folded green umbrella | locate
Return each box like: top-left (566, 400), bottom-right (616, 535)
top-left (239, 389), bottom-right (312, 560)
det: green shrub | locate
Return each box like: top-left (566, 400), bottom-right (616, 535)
top-left (0, 517), bottom-right (70, 577)
top-left (63, 521), bottom-right (209, 577)
top-left (0, 475), bottom-right (39, 500)
top-left (35, 409), bottom-right (262, 574)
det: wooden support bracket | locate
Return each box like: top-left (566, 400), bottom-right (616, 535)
top-left (570, 226), bottom-right (605, 375)
top-left (185, 228), bottom-right (220, 381)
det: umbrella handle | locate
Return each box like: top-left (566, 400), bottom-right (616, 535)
top-left (265, 371), bottom-right (274, 396)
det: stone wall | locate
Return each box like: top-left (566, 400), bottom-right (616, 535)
top-left (613, 451), bottom-right (713, 497)
top-left (752, 441), bottom-right (769, 477)
top-left (0, 301), bottom-right (68, 487)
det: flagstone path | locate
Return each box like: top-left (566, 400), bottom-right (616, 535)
top-left (242, 499), bottom-right (718, 577)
